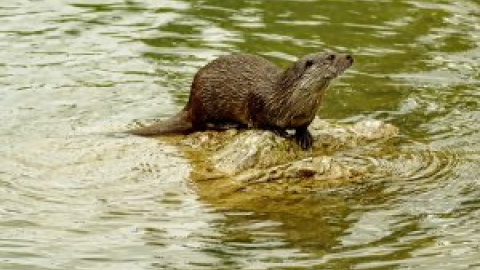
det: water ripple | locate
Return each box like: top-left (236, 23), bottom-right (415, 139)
top-left (1, 0), bottom-right (480, 269)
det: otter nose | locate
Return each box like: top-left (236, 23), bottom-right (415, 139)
top-left (345, 54), bottom-right (354, 63)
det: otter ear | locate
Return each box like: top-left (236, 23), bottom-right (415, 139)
top-left (280, 60), bottom-right (306, 89)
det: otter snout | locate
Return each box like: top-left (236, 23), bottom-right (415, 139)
top-left (336, 53), bottom-right (354, 66)
top-left (345, 54), bottom-right (354, 64)
top-left (332, 53), bottom-right (353, 76)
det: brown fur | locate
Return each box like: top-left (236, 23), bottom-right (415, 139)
top-left (127, 52), bottom-right (353, 149)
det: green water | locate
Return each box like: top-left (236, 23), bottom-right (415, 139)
top-left (1, 0), bottom-right (479, 269)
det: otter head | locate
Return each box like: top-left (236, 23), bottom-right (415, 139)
top-left (278, 52), bottom-right (353, 95)
top-left (272, 52), bottom-right (353, 128)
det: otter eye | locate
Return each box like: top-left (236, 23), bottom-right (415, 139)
top-left (305, 59), bottom-right (314, 68)
top-left (326, 54), bottom-right (335, 61)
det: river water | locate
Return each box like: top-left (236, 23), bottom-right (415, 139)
top-left (1, 0), bottom-right (479, 269)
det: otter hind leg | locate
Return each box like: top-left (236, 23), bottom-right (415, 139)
top-left (295, 126), bottom-right (313, 150)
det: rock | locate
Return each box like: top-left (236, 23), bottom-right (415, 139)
top-left (178, 118), bottom-right (398, 192)
top-left (350, 119), bottom-right (398, 141)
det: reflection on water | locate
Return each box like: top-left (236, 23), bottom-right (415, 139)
top-left (1, 0), bottom-right (479, 269)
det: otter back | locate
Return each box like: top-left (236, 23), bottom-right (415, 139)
top-left (186, 54), bottom-right (281, 129)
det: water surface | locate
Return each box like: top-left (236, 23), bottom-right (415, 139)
top-left (1, 0), bottom-right (479, 269)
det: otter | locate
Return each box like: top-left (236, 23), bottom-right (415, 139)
top-left (127, 52), bottom-right (353, 149)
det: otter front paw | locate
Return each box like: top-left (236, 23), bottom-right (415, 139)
top-left (295, 129), bottom-right (313, 150)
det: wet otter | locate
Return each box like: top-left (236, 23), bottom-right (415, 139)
top-left (128, 52), bottom-right (353, 149)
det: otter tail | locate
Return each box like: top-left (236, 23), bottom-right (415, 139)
top-left (126, 110), bottom-right (193, 136)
